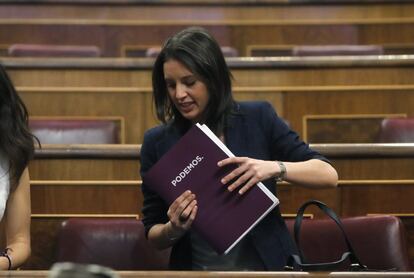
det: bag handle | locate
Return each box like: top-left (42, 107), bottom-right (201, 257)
top-left (292, 200), bottom-right (367, 270)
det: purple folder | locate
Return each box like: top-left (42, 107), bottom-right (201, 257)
top-left (145, 123), bottom-right (279, 254)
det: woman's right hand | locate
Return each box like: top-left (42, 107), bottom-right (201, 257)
top-left (165, 190), bottom-right (198, 240)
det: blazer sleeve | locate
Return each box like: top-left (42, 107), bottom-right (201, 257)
top-left (140, 129), bottom-right (169, 237)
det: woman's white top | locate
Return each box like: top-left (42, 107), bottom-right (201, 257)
top-left (0, 156), bottom-right (10, 221)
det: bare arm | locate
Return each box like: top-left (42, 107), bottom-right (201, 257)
top-left (0, 168), bottom-right (31, 270)
top-left (282, 159), bottom-right (338, 188)
top-left (219, 158), bottom-right (338, 194)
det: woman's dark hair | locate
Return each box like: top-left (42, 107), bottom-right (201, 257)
top-left (0, 64), bottom-right (35, 190)
top-left (152, 26), bottom-right (235, 135)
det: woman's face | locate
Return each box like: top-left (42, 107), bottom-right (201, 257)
top-left (164, 59), bottom-right (210, 123)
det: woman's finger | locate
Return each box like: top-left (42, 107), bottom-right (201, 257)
top-left (238, 176), bottom-right (260, 194)
top-left (226, 170), bottom-right (251, 192)
top-left (179, 199), bottom-right (197, 222)
top-left (168, 191), bottom-right (195, 221)
top-left (181, 205), bottom-right (198, 229)
top-left (221, 164), bottom-right (246, 185)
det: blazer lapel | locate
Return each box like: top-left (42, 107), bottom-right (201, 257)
top-left (155, 126), bottom-right (183, 158)
top-left (225, 113), bottom-right (249, 157)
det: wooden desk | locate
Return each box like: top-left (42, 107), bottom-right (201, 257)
top-left (30, 143), bottom-right (414, 215)
top-left (4, 56), bottom-right (414, 143)
top-left (2, 270), bottom-right (414, 278)
top-left (1, 0), bottom-right (414, 57)
top-left (30, 144), bottom-right (140, 180)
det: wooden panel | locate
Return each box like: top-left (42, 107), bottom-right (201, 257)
top-left (234, 90), bottom-right (284, 117)
top-left (7, 57), bottom-right (414, 87)
top-left (18, 87), bottom-right (285, 143)
top-left (332, 157), bottom-right (414, 180)
top-left (277, 184), bottom-right (340, 218)
top-left (283, 88), bottom-right (414, 140)
top-left (122, 45), bottom-right (159, 58)
top-left (280, 181), bottom-right (414, 217)
top-left (0, 44), bottom-right (8, 57)
top-left (19, 86), bottom-right (414, 144)
top-left (29, 157), bottom-right (140, 180)
top-left (31, 181), bottom-right (142, 214)
top-left (5, 56), bottom-right (414, 87)
top-left (20, 87), bottom-right (153, 144)
top-left (341, 181), bottom-right (414, 216)
top-left (231, 67), bottom-right (414, 88)
top-left (248, 45), bottom-right (294, 57)
top-left (303, 114), bottom-right (407, 143)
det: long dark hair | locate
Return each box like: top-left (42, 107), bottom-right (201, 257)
top-left (152, 26), bottom-right (235, 135)
top-left (0, 64), bottom-right (35, 191)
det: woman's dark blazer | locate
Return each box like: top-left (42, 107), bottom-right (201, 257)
top-left (140, 101), bottom-right (328, 270)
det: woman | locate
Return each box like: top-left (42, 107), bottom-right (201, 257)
top-left (0, 64), bottom-right (35, 269)
top-left (140, 27), bottom-right (338, 270)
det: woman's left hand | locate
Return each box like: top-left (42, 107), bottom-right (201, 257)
top-left (218, 157), bottom-right (277, 194)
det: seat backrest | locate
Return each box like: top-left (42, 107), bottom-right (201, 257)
top-left (56, 218), bottom-right (170, 270)
top-left (292, 45), bottom-right (383, 56)
top-left (8, 44), bottom-right (101, 57)
top-left (219, 46), bottom-right (239, 57)
top-left (29, 118), bottom-right (122, 144)
top-left (285, 215), bottom-right (412, 271)
top-left (378, 118), bottom-right (414, 142)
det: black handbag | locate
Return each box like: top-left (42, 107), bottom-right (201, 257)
top-left (284, 200), bottom-right (368, 271)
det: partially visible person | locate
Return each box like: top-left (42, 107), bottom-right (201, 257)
top-left (0, 64), bottom-right (36, 269)
top-left (49, 262), bottom-right (119, 278)
top-left (140, 27), bottom-right (338, 270)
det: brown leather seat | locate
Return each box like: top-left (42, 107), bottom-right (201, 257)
top-left (292, 45), bottom-right (383, 56)
top-left (378, 118), bottom-right (414, 142)
top-left (56, 218), bottom-right (170, 270)
top-left (8, 44), bottom-right (101, 57)
top-left (219, 46), bottom-right (239, 57)
top-left (285, 215), bottom-right (412, 271)
top-left (29, 119), bottom-right (121, 144)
